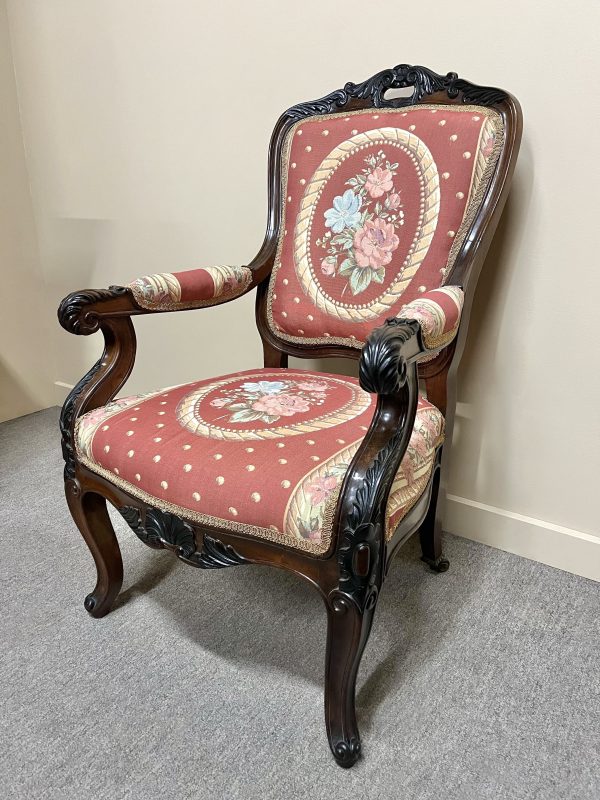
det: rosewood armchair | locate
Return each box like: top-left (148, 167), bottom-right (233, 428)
top-left (58, 64), bottom-right (521, 767)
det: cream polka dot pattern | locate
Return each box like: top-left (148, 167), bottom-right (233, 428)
top-left (75, 369), bottom-right (446, 555)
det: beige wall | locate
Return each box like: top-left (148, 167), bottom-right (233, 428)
top-left (4, 1), bottom-right (600, 576)
top-left (0, 1), bottom-right (54, 421)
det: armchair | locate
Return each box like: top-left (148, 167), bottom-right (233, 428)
top-left (58, 63), bottom-right (521, 767)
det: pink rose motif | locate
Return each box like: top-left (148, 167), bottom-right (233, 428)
top-left (354, 218), bottom-right (400, 269)
top-left (365, 167), bottom-right (393, 198)
top-left (210, 397), bottom-right (229, 407)
top-left (311, 392), bottom-right (327, 400)
top-left (413, 436), bottom-right (430, 462)
top-left (83, 397), bottom-right (138, 426)
top-left (297, 381), bottom-right (328, 391)
top-left (306, 475), bottom-right (338, 505)
top-left (387, 192), bottom-right (401, 210)
top-left (252, 393), bottom-right (310, 417)
top-left (82, 408), bottom-right (112, 427)
top-left (321, 258), bottom-right (336, 276)
top-left (399, 460), bottom-right (415, 485)
top-left (482, 135), bottom-right (495, 159)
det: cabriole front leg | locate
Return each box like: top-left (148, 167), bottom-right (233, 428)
top-left (324, 590), bottom-right (378, 767)
top-left (66, 481), bottom-right (123, 617)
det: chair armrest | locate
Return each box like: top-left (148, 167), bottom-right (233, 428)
top-left (395, 286), bottom-right (464, 352)
top-left (56, 264), bottom-right (257, 480)
top-left (128, 265), bottom-right (253, 311)
top-left (58, 265), bottom-right (256, 335)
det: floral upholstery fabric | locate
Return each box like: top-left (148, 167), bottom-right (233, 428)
top-left (129, 266), bottom-right (252, 311)
top-left (398, 285), bottom-right (463, 350)
top-left (268, 104), bottom-right (502, 347)
top-left (75, 369), bottom-right (444, 555)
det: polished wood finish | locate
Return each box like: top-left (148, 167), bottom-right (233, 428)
top-left (58, 64), bottom-right (522, 767)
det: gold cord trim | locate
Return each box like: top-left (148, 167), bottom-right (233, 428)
top-left (76, 451), bottom-right (333, 557)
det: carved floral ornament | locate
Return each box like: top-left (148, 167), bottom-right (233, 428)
top-left (119, 506), bottom-right (249, 569)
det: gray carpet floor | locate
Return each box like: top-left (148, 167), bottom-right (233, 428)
top-left (1, 407), bottom-right (599, 800)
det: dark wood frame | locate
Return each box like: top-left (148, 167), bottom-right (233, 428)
top-left (58, 64), bottom-right (522, 768)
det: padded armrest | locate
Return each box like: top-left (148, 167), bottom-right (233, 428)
top-left (128, 265), bottom-right (254, 311)
top-left (397, 286), bottom-right (464, 350)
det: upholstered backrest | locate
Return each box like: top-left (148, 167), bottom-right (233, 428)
top-left (266, 104), bottom-right (503, 347)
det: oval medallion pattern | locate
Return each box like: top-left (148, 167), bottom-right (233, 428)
top-left (294, 127), bottom-right (440, 322)
top-left (176, 372), bottom-right (371, 441)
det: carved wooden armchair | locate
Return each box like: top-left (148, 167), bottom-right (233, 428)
top-left (58, 64), bottom-right (521, 767)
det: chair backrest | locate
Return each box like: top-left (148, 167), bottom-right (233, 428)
top-left (254, 65), bottom-right (521, 378)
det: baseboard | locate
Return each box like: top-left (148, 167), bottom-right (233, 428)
top-left (445, 494), bottom-right (600, 582)
top-left (54, 381), bottom-right (73, 406)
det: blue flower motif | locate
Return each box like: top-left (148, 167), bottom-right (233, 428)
top-left (240, 381), bottom-right (287, 395)
top-left (324, 190), bottom-right (362, 233)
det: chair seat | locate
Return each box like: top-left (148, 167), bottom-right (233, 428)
top-left (75, 369), bottom-right (444, 555)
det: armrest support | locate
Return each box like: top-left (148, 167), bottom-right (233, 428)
top-left (332, 318), bottom-right (424, 610)
top-left (334, 298), bottom-right (457, 609)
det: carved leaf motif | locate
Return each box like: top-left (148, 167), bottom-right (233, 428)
top-left (59, 357), bottom-right (104, 480)
top-left (142, 509), bottom-right (196, 557)
top-left (359, 318), bottom-right (420, 395)
top-left (118, 506), bottom-right (249, 570)
top-left (119, 506), bottom-right (142, 530)
top-left (190, 535), bottom-right (249, 569)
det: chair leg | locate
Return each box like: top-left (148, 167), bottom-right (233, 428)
top-left (66, 486), bottom-right (123, 618)
top-left (324, 593), bottom-right (377, 768)
top-left (419, 466), bottom-right (449, 572)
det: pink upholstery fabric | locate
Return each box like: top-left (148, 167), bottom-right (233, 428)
top-left (129, 266), bottom-right (252, 311)
top-left (75, 369), bottom-right (444, 555)
top-left (398, 286), bottom-right (463, 349)
top-left (268, 104), bottom-right (501, 346)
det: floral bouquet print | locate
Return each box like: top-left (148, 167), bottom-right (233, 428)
top-left (209, 379), bottom-right (330, 424)
top-left (295, 464), bottom-right (348, 540)
top-left (317, 151), bottom-right (404, 296)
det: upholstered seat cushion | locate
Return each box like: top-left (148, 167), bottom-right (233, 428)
top-left (75, 369), bottom-right (444, 555)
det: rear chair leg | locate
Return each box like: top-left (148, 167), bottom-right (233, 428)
top-left (66, 485), bottom-right (123, 617)
top-left (419, 465), bottom-right (449, 573)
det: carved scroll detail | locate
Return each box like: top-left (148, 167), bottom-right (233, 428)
top-left (285, 64), bottom-right (507, 120)
top-left (58, 286), bottom-right (129, 335)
